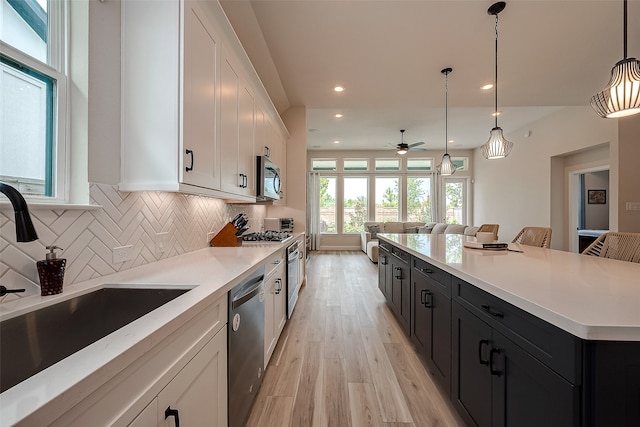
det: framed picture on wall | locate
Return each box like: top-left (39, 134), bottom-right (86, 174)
top-left (588, 189), bottom-right (606, 204)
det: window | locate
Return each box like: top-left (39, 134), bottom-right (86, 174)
top-left (443, 178), bottom-right (467, 224)
top-left (343, 158), bottom-right (368, 171)
top-left (312, 159), bottom-right (337, 171)
top-left (375, 159), bottom-right (400, 171)
top-left (407, 158), bottom-right (433, 171)
top-left (319, 176), bottom-right (336, 233)
top-left (375, 176), bottom-right (399, 222)
top-left (452, 157), bottom-right (468, 171)
top-left (406, 176), bottom-right (433, 222)
top-left (1, 0), bottom-right (67, 200)
top-left (343, 177), bottom-right (367, 233)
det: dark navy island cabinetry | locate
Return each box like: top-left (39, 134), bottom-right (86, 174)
top-left (411, 257), bottom-right (452, 397)
top-left (377, 236), bottom-right (640, 427)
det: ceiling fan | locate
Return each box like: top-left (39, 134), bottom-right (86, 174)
top-left (394, 129), bottom-right (426, 154)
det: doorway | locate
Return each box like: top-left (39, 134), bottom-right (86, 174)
top-left (568, 168), bottom-right (609, 253)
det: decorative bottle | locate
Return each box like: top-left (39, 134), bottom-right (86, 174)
top-left (37, 245), bottom-right (66, 296)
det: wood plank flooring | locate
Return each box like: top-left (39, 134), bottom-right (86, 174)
top-left (247, 251), bottom-right (464, 427)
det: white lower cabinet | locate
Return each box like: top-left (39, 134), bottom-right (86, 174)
top-left (129, 326), bottom-right (228, 427)
top-left (264, 252), bottom-right (286, 367)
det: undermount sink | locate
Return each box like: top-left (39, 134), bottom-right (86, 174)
top-left (0, 286), bottom-right (190, 393)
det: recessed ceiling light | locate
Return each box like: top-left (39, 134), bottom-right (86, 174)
top-left (334, 113), bottom-right (343, 118)
top-left (491, 111), bottom-right (502, 117)
top-left (448, 139), bottom-right (455, 144)
top-left (333, 140), bottom-right (340, 144)
top-left (334, 86), bottom-right (345, 92)
top-left (481, 83), bottom-right (494, 90)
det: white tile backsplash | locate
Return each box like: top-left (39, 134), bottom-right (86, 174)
top-left (0, 183), bottom-right (265, 302)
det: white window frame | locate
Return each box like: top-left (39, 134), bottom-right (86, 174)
top-left (1, 0), bottom-right (69, 203)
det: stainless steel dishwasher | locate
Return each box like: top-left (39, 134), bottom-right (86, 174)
top-left (228, 266), bottom-right (265, 427)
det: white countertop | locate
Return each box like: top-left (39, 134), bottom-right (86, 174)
top-left (0, 238), bottom-right (297, 427)
top-left (378, 233), bottom-right (640, 341)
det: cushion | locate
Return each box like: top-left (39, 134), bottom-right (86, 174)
top-left (464, 226), bottom-right (480, 236)
top-left (417, 223), bottom-right (436, 234)
top-left (384, 222), bottom-right (405, 233)
top-left (404, 222), bottom-right (426, 231)
top-left (366, 224), bottom-right (380, 239)
top-left (445, 224), bottom-right (467, 235)
top-left (431, 223), bottom-right (449, 234)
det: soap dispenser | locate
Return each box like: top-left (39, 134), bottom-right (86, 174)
top-left (37, 245), bottom-right (66, 296)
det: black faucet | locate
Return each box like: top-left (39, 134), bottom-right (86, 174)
top-left (0, 182), bottom-right (37, 296)
top-left (0, 182), bottom-right (39, 242)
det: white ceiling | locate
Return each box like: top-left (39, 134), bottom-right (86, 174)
top-left (220, 0), bottom-right (640, 151)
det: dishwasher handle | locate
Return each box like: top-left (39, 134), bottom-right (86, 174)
top-left (231, 275), bottom-right (264, 309)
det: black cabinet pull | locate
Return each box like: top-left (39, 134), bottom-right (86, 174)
top-left (478, 339), bottom-right (490, 365)
top-left (394, 267), bottom-right (402, 280)
top-left (421, 289), bottom-right (433, 307)
top-left (481, 304), bottom-right (504, 318)
top-left (165, 406), bottom-right (180, 427)
top-left (380, 255), bottom-right (387, 265)
top-left (417, 267), bottom-right (433, 274)
top-left (185, 149), bottom-right (193, 172)
top-left (275, 278), bottom-right (282, 294)
top-left (489, 347), bottom-right (502, 376)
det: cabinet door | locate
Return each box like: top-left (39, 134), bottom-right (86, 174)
top-left (157, 327), bottom-right (228, 427)
top-left (491, 331), bottom-right (579, 427)
top-left (238, 85), bottom-right (255, 196)
top-left (273, 276), bottom-right (286, 339)
top-left (264, 274), bottom-right (276, 367)
top-left (127, 398), bottom-right (158, 427)
top-left (452, 301), bottom-right (493, 427)
top-left (412, 272), bottom-right (451, 395)
top-left (220, 51), bottom-right (241, 194)
top-left (378, 247), bottom-right (390, 299)
top-left (181, 2), bottom-right (219, 189)
top-left (390, 257), bottom-right (410, 335)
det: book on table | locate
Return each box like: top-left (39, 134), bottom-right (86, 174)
top-left (463, 241), bottom-right (509, 250)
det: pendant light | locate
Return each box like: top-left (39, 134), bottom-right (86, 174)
top-left (437, 68), bottom-right (457, 176)
top-left (590, 0), bottom-right (640, 118)
top-left (481, 1), bottom-right (513, 160)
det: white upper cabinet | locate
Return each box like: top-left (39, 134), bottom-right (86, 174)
top-left (121, 0), bottom-right (286, 202)
top-left (220, 49), bottom-right (256, 198)
top-left (182, 2), bottom-right (220, 190)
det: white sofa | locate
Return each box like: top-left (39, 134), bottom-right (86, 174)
top-left (361, 221), bottom-right (480, 262)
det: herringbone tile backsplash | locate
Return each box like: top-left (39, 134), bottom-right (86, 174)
top-left (0, 183), bottom-right (265, 301)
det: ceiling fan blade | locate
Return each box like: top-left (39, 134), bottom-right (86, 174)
top-left (409, 147), bottom-right (427, 151)
top-left (409, 141), bottom-right (425, 148)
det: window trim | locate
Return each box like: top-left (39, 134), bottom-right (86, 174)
top-left (1, 0), bottom-right (69, 204)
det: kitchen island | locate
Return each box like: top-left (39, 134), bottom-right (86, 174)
top-left (377, 233), bottom-right (640, 427)
top-left (0, 235), bottom-right (302, 427)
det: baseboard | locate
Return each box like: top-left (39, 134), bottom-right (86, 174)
top-left (317, 245), bottom-right (362, 251)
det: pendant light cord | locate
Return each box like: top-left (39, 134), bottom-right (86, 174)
top-left (445, 72), bottom-right (449, 155)
top-left (623, 0), bottom-right (627, 59)
top-left (494, 13), bottom-right (499, 129)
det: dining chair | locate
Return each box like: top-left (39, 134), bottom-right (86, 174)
top-left (581, 232), bottom-right (640, 263)
top-left (512, 227), bottom-right (552, 248)
top-left (478, 224), bottom-right (500, 240)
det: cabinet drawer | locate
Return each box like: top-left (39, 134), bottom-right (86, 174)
top-left (412, 257), bottom-right (451, 295)
top-left (379, 241), bottom-right (391, 252)
top-left (265, 250), bottom-right (285, 277)
top-left (390, 246), bottom-right (410, 264)
top-left (453, 279), bottom-right (582, 384)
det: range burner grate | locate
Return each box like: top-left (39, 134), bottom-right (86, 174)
top-left (242, 230), bottom-right (292, 242)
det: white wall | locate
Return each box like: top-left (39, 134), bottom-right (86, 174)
top-left (584, 170), bottom-right (609, 230)
top-left (473, 106), bottom-right (617, 249)
top-left (267, 106), bottom-right (307, 233)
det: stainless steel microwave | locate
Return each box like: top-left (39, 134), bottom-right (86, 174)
top-left (256, 156), bottom-right (281, 201)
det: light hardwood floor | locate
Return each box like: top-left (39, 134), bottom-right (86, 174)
top-left (246, 251), bottom-right (464, 427)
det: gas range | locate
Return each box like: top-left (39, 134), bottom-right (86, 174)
top-left (242, 231), bottom-right (293, 244)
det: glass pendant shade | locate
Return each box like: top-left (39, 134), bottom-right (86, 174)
top-left (590, 57), bottom-right (640, 118)
top-left (437, 153), bottom-right (457, 175)
top-left (481, 127), bottom-right (513, 159)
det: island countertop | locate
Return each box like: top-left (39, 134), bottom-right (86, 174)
top-left (378, 233), bottom-right (640, 341)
